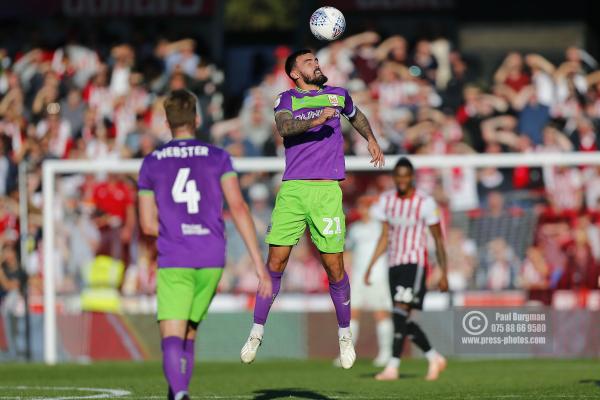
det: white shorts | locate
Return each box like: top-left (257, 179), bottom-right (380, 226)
top-left (351, 279), bottom-right (392, 312)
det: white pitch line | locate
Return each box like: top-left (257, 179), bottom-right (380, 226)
top-left (0, 387), bottom-right (130, 400)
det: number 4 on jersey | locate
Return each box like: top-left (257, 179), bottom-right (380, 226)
top-left (172, 168), bottom-right (201, 214)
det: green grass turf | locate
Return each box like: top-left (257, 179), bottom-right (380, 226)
top-left (0, 359), bottom-right (598, 399)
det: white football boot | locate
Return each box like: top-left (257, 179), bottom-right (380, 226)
top-left (240, 334), bottom-right (262, 364)
top-left (338, 333), bottom-right (356, 369)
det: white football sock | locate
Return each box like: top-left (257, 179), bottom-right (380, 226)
top-left (350, 319), bottom-right (359, 344)
top-left (338, 326), bottom-right (351, 338)
top-left (387, 357), bottom-right (401, 369)
top-left (425, 349), bottom-right (441, 362)
top-left (251, 323), bottom-right (264, 337)
top-left (174, 391), bottom-right (188, 400)
top-left (376, 318), bottom-right (393, 358)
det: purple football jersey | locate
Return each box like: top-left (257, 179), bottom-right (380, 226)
top-left (138, 138), bottom-right (236, 268)
top-left (274, 85), bottom-right (356, 180)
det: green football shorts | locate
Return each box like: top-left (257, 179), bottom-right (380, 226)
top-left (157, 268), bottom-right (223, 323)
top-left (266, 180), bottom-right (345, 253)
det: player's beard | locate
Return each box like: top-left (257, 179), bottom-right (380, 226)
top-left (302, 69), bottom-right (328, 86)
top-left (396, 183), bottom-right (414, 197)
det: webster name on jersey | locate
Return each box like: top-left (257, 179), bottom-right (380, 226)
top-left (152, 145), bottom-right (209, 160)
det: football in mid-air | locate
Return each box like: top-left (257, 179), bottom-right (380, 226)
top-left (309, 6), bottom-right (346, 41)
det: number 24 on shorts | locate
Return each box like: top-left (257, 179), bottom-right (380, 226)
top-left (322, 217), bottom-right (342, 235)
top-left (394, 286), bottom-right (414, 303)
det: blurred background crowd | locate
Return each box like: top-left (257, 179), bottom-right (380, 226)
top-left (1, 18), bottom-right (600, 322)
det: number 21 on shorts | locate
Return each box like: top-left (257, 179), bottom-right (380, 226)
top-left (172, 167), bottom-right (201, 214)
top-left (322, 217), bottom-right (342, 235)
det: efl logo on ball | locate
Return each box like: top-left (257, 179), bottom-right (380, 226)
top-left (309, 6), bottom-right (346, 41)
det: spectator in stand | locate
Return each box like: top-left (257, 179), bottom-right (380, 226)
top-left (559, 227), bottom-right (600, 289)
top-left (570, 117), bottom-right (598, 152)
top-left (583, 166), bottom-right (600, 212)
top-left (109, 44), bottom-right (135, 97)
top-left (0, 243), bottom-right (25, 359)
top-left (376, 35), bottom-right (409, 66)
top-left (443, 51), bottom-right (475, 112)
top-left (0, 139), bottom-right (16, 196)
top-left (84, 64), bottom-right (113, 123)
top-left (443, 227), bottom-right (477, 290)
top-left (60, 88), bottom-right (86, 138)
top-left (31, 71), bottom-right (61, 121)
top-left (481, 238), bottom-right (519, 290)
top-left (410, 39), bottom-right (438, 85)
top-left (543, 165), bottom-right (584, 212)
top-left (157, 38), bottom-right (200, 77)
top-left (518, 246), bottom-right (553, 304)
top-left (494, 52), bottom-right (530, 95)
top-left (92, 175), bottom-right (135, 265)
top-left (539, 122), bottom-right (573, 152)
top-left (519, 246), bottom-right (550, 290)
top-left (36, 103), bottom-right (72, 159)
top-left (577, 214), bottom-right (600, 263)
top-left (514, 86), bottom-right (551, 146)
top-left (63, 194), bottom-right (101, 290)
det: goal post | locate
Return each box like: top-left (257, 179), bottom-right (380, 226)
top-left (41, 152), bottom-right (600, 364)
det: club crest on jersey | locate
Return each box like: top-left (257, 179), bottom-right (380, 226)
top-left (328, 95), bottom-right (339, 106)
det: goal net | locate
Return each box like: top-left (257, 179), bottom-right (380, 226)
top-left (37, 152), bottom-right (600, 364)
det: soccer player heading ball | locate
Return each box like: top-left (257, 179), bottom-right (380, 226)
top-left (365, 157), bottom-right (449, 381)
top-left (138, 90), bottom-right (272, 400)
top-left (240, 49), bottom-right (385, 369)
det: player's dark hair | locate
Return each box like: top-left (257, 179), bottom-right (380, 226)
top-left (285, 49), bottom-right (313, 80)
top-left (163, 89), bottom-right (197, 130)
top-left (394, 157), bottom-right (414, 174)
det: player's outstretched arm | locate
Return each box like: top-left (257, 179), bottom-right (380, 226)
top-left (275, 108), bottom-right (335, 137)
top-left (139, 194), bottom-right (159, 237)
top-left (364, 222), bottom-right (389, 285)
top-left (221, 174), bottom-right (272, 298)
top-left (429, 223), bottom-right (449, 292)
top-left (348, 107), bottom-right (385, 168)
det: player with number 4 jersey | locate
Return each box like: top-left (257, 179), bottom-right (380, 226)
top-left (240, 49), bottom-right (385, 370)
top-left (138, 90), bottom-right (271, 400)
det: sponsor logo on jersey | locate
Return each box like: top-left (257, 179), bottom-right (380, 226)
top-left (181, 223), bottom-right (210, 236)
top-left (294, 109), bottom-right (341, 121)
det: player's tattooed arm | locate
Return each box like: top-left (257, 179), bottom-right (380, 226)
top-left (349, 107), bottom-right (385, 168)
top-left (348, 107), bottom-right (376, 142)
top-left (275, 112), bottom-right (312, 137)
top-left (275, 108), bottom-right (336, 137)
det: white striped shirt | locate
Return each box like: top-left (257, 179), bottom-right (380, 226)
top-left (370, 190), bottom-right (440, 267)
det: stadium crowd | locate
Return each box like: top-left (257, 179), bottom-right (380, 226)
top-left (0, 31), bottom-right (599, 314)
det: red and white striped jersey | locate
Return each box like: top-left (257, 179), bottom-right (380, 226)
top-left (370, 190), bottom-right (440, 267)
top-left (543, 166), bottom-right (583, 211)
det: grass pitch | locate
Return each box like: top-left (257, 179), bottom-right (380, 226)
top-left (0, 358), bottom-right (598, 399)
